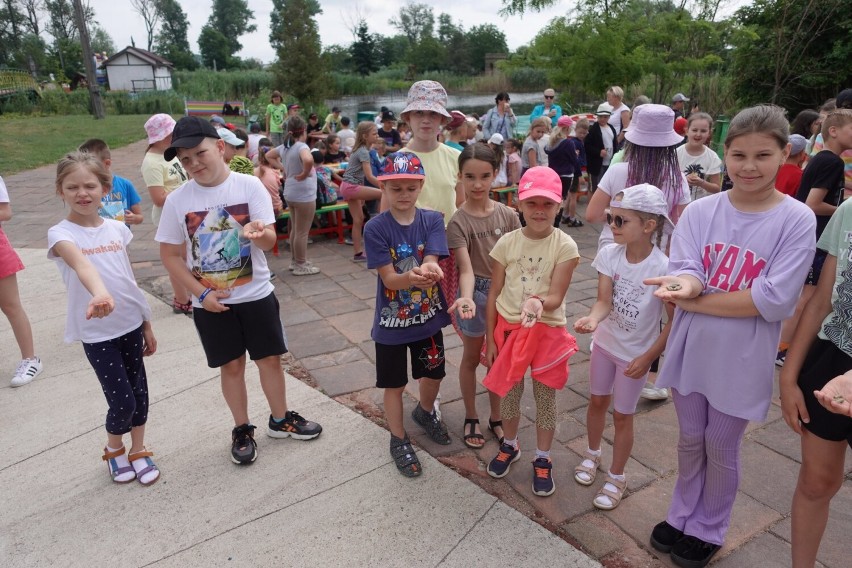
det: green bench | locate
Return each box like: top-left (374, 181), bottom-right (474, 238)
top-left (490, 185), bottom-right (518, 207)
top-left (273, 201), bottom-right (352, 256)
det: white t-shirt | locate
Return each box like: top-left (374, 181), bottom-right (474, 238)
top-left (155, 172), bottom-right (275, 306)
top-left (601, 127), bottom-right (615, 166)
top-left (48, 219), bottom-right (152, 343)
top-left (337, 128), bottom-right (356, 154)
top-left (676, 145), bottom-right (723, 201)
top-left (610, 103), bottom-right (631, 136)
top-left (591, 243), bottom-right (668, 361)
top-left (0, 175), bottom-right (9, 203)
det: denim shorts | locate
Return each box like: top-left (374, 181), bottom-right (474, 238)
top-left (457, 276), bottom-right (491, 338)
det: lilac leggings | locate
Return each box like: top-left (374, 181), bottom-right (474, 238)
top-left (667, 389), bottom-right (748, 546)
top-left (588, 345), bottom-right (646, 414)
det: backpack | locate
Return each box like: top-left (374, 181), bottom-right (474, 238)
top-left (315, 166), bottom-right (338, 207)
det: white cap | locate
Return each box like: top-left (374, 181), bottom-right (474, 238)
top-left (610, 183), bottom-right (675, 234)
top-left (488, 133), bottom-right (505, 145)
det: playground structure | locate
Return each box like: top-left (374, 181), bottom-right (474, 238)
top-left (0, 70), bottom-right (41, 103)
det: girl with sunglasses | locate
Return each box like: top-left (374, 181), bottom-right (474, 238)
top-left (572, 184), bottom-right (674, 510)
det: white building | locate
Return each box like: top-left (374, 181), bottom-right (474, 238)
top-left (103, 47), bottom-right (173, 92)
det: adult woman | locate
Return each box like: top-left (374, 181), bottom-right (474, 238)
top-left (482, 92), bottom-right (517, 142)
top-left (606, 86), bottom-right (631, 147)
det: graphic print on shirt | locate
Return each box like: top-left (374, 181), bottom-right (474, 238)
top-left (702, 243), bottom-right (767, 292)
top-left (379, 241), bottom-right (444, 329)
top-left (418, 336), bottom-right (445, 370)
top-left (517, 255), bottom-right (550, 300)
top-left (823, 247), bottom-right (852, 355)
top-left (99, 192), bottom-right (126, 222)
top-left (185, 204), bottom-right (253, 290)
top-left (610, 273), bottom-right (644, 332)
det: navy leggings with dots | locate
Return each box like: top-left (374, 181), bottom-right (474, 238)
top-left (82, 325), bottom-right (149, 435)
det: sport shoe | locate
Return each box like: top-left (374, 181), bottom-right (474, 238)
top-left (487, 442), bottom-right (521, 478)
top-left (352, 252), bottom-right (367, 262)
top-left (775, 349), bottom-right (786, 367)
top-left (532, 457), bottom-right (555, 496)
top-left (267, 411), bottom-right (323, 440)
top-left (650, 520), bottom-right (684, 553)
top-left (670, 535), bottom-right (721, 567)
top-left (11, 357), bottom-right (43, 387)
top-left (411, 404), bottom-right (451, 445)
top-left (231, 424), bottom-right (258, 465)
top-left (640, 382), bottom-right (669, 400)
top-left (292, 263), bottom-right (320, 276)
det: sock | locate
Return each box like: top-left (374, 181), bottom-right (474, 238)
top-left (576, 448), bottom-right (601, 483)
top-left (535, 448), bottom-right (551, 461)
top-left (130, 451), bottom-right (160, 485)
top-left (106, 445), bottom-right (135, 483)
top-left (272, 415), bottom-right (285, 423)
top-left (594, 470), bottom-right (626, 508)
top-left (504, 437), bottom-right (519, 449)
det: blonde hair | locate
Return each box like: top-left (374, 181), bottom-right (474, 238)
top-left (56, 151), bottom-right (111, 195)
top-left (549, 123), bottom-right (570, 148)
top-left (607, 86), bottom-right (624, 99)
top-left (529, 116), bottom-right (551, 137)
top-left (574, 118), bottom-right (590, 132)
top-left (352, 121), bottom-right (377, 153)
top-left (821, 109), bottom-right (852, 139)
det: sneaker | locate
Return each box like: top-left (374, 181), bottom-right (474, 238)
top-left (292, 263), bottom-right (320, 276)
top-left (352, 252), bottom-right (367, 262)
top-left (411, 404), bottom-right (451, 445)
top-left (344, 237), bottom-right (354, 245)
top-left (775, 349), bottom-right (787, 367)
top-left (532, 457), bottom-right (555, 496)
top-left (670, 535), bottom-right (721, 568)
top-left (650, 520), bottom-right (684, 553)
top-left (267, 411), bottom-right (323, 440)
top-left (269, 271), bottom-right (277, 281)
top-left (433, 392), bottom-right (442, 421)
top-left (231, 424), bottom-right (258, 465)
top-left (487, 442), bottom-right (521, 478)
top-left (640, 382), bottom-right (669, 401)
top-left (11, 357), bottom-right (42, 387)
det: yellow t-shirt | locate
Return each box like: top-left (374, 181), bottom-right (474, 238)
top-left (141, 152), bottom-right (188, 226)
top-left (489, 228), bottom-right (580, 327)
top-left (403, 144), bottom-right (460, 227)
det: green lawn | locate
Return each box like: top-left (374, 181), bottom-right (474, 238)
top-left (0, 115), bottom-right (173, 175)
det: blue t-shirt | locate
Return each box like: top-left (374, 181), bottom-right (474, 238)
top-left (364, 209), bottom-right (451, 345)
top-left (368, 149), bottom-right (383, 188)
top-left (99, 175), bottom-right (142, 223)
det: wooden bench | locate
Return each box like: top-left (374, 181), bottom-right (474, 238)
top-left (490, 185), bottom-right (518, 207)
top-left (272, 201), bottom-right (352, 256)
top-left (184, 99), bottom-right (249, 123)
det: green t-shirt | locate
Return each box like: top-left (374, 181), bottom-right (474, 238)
top-left (266, 103), bottom-right (287, 133)
top-left (816, 197), bottom-right (852, 356)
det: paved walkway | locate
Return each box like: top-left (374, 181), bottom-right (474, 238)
top-left (2, 140), bottom-right (849, 567)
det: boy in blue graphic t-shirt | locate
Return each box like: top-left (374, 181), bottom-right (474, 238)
top-left (78, 139), bottom-right (144, 225)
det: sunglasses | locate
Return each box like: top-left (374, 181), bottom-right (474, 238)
top-left (605, 210), bottom-right (631, 228)
top-left (544, 95), bottom-right (554, 99)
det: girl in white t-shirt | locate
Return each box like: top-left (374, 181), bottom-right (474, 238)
top-left (676, 112), bottom-right (722, 201)
top-left (573, 184), bottom-right (674, 510)
top-left (48, 152), bottom-right (160, 486)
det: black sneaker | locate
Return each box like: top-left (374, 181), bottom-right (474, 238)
top-left (670, 535), bottom-right (721, 568)
top-left (411, 404), bottom-right (451, 445)
top-left (487, 442), bottom-right (521, 478)
top-left (231, 424), bottom-right (258, 465)
top-left (775, 349), bottom-right (787, 367)
top-left (267, 411), bottom-right (323, 440)
top-left (532, 457), bottom-right (555, 496)
top-left (650, 520), bottom-right (684, 553)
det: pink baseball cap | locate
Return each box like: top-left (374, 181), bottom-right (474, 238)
top-left (144, 113), bottom-right (176, 144)
top-left (557, 115), bottom-right (574, 129)
top-left (518, 166), bottom-right (561, 203)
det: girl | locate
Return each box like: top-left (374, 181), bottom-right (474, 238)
top-left (323, 134), bottom-right (346, 163)
top-left (521, 117), bottom-right (551, 176)
top-left (570, 118), bottom-right (590, 210)
top-left (340, 121), bottom-right (383, 262)
top-left (397, 121), bottom-right (412, 146)
top-left (141, 114), bottom-right (191, 315)
top-left (254, 137), bottom-right (284, 215)
top-left (48, 152), bottom-right (160, 486)
top-left (265, 90), bottom-right (287, 146)
top-left (780, 196), bottom-right (852, 568)
top-left (572, 184), bottom-right (674, 510)
top-left (446, 144), bottom-right (521, 448)
top-left (676, 112), bottom-right (722, 201)
top-left (278, 116), bottom-right (320, 275)
top-left (0, 175), bottom-right (43, 387)
top-left (505, 139), bottom-right (522, 186)
top-left (487, 134), bottom-right (508, 188)
top-left (545, 115), bottom-right (581, 227)
top-left (483, 166), bottom-right (580, 497)
top-left (645, 105), bottom-right (815, 567)
top-left (444, 111), bottom-right (468, 151)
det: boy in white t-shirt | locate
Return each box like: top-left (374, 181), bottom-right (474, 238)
top-left (156, 117), bottom-right (323, 465)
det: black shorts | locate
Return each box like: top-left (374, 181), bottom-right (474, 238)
top-left (569, 174), bottom-right (580, 194)
top-left (193, 292), bottom-right (287, 368)
top-left (375, 330), bottom-right (446, 388)
top-left (799, 338), bottom-right (852, 447)
top-left (805, 249), bottom-right (827, 286)
top-left (560, 175), bottom-right (574, 199)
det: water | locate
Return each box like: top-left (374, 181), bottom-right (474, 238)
top-left (324, 92), bottom-right (548, 121)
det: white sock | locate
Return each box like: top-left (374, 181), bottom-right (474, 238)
top-left (504, 437), bottom-right (519, 449)
top-left (130, 451), bottom-right (160, 485)
top-left (535, 448), bottom-right (551, 461)
top-left (106, 445), bottom-right (135, 483)
top-left (576, 447), bottom-right (601, 483)
top-left (595, 471), bottom-right (626, 508)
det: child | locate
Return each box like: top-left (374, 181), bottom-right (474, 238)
top-left (521, 117), bottom-right (551, 175)
top-left (340, 121), bottom-right (383, 262)
top-left (572, 184), bottom-right (674, 510)
top-left (247, 122), bottom-right (264, 164)
top-left (545, 116), bottom-right (581, 226)
top-left (48, 152), bottom-right (160, 485)
top-left (323, 134), bottom-right (346, 163)
top-left (585, 103), bottom-right (618, 193)
top-left (254, 137), bottom-right (283, 215)
top-left (306, 112), bottom-right (322, 136)
top-left (397, 121), bottom-right (412, 146)
top-left (0, 175), bottom-right (43, 387)
top-left (505, 139), bottom-right (522, 186)
top-left (444, 111), bottom-right (468, 151)
top-left (337, 117), bottom-right (356, 154)
top-left (446, 144), bottom-right (521, 448)
top-left (483, 166), bottom-right (580, 497)
top-left (676, 112), bottom-right (722, 201)
top-left (322, 106), bottom-right (342, 134)
top-left (775, 134), bottom-right (808, 197)
top-left (78, 139), bottom-right (144, 225)
top-left (486, 133), bottom-right (508, 188)
top-left (569, 119), bottom-right (589, 212)
top-left (780, 196), bottom-right (852, 567)
top-left (363, 152), bottom-right (452, 476)
top-left (156, 116), bottom-right (322, 465)
top-left (645, 105), bottom-right (816, 567)
top-left (377, 111), bottom-right (402, 153)
top-left (218, 128), bottom-right (247, 164)
top-left (265, 90), bottom-right (287, 146)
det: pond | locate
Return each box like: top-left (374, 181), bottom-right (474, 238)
top-left (324, 92), bottom-right (550, 121)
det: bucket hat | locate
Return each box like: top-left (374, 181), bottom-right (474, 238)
top-left (144, 114), bottom-right (176, 145)
top-left (401, 81), bottom-right (451, 120)
top-left (624, 104), bottom-right (683, 147)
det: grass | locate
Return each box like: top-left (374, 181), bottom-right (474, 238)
top-left (0, 114), bottom-right (166, 175)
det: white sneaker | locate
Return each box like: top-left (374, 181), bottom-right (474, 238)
top-left (11, 357), bottom-right (43, 387)
top-left (433, 392), bottom-right (442, 421)
top-left (640, 382), bottom-right (668, 401)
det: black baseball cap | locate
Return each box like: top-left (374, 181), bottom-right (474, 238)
top-left (164, 117), bottom-right (220, 161)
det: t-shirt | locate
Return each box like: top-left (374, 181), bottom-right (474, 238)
top-left (656, 192), bottom-right (816, 421)
top-left (401, 144), bottom-right (460, 227)
top-left (446, 204), bottom-right (521, 278)
top-left (247, 133), bottom-right (264, 163)
top-left (256, 165), bottom-right (283, 212)
top-left (378, 127), bottom-right (402, 149)
top-left (489, 228), bottom-right (580, 327)
top-left (507, 154), bottom-right (522, 185)
top-left (810, 133), bottom-right (852, 188)
top-left (266, 103), bottom-right (287, 133)
top-left (279, 141), bottom-right (317, 203)
top-left (47, 219), bottom-right (152, 343)
top-left (99, 175), bottom-right (142, 223)
top-left (342, 146), bottom-right (371, 185)
top-left (521, 137), bottom-right (544, 169)
top-left (676, 145), bottom-right (723, 201)
top-left (796, 150), bottom-right (845, 239)
top-left (601, 127), bottom-right (615, 166)
top-left (591, 244), bottom-right (669, 361)
top-left (610, 103), bottom-right (631, 136)
top-left (337, 128), bottom-right (356, 153)
top-left (155, 172), bottom-right (275, 307)
top-left (444, 140), bottom-right (464, 151)
top-left (816, 198), bottom-right (852, 356)
top-left (322, 114), bottom-right (341, 134)
top-left (775, 163), bottom-right (804, 198)
top-left (363, 209), bottom-right (451, 345)
top-left (141, 152), bottom-right (189, 227)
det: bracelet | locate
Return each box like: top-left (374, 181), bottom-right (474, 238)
top-left (198, 288), bottom-right (213, 303)
top-left (530, 295), bottom-right (544, 304)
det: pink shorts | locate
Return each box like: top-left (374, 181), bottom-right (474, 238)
top-left (339, 180), bottom-right (362, 201)
top-left (588, 344), bottom-right (647, 415)
top-left (0, 227), bottom-right (24, 280)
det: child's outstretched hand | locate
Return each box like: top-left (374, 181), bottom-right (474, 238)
top-left (644, 275), bottom-right (692, 302)
top-left (573, 316), bottom-right (597, 334)
top-left (86, 293), bottom-right (115, 320)
top-left (813, 372), bottom-right (852, 418)
top-left (520, 296), bottom-right (543, 328)
top-left (411, 262), bottom-right (443, 288)
top-left (243, 220), bottom-right (267, 241)
top-left (448, 297), bottom-right (476, 319)
top-left (142, 322), bottom-right (157, 356)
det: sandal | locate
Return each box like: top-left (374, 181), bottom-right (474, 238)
top-left (463, 418), bottom-right (485, 449)
top-left (593, 475), bottom-right (627, 510)
top-left (574, 451), bottom-right (601, 486)
top-left (487, 419), bottom-right (504, 445)
top-left (172, 298), bottom-right (193, 317)
top-left (390, 435), bottom-right (421, 477)
top-left (102, 446), bottom-right (135, 484)
top-left (128, 448), bottom-right (160, 487)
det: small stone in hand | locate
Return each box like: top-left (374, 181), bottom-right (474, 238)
top-left (666, 283), bottom-right (683, 292)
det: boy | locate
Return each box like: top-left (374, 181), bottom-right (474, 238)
top-left (378, 111), bottom-right (402, 153)
top-left (322, 106), bottom-right (342, 134)
top-left (156, 117), bottom-right (321, 465)
top-left (776, 134), bottom-right (808, 197)
top-left (78, 138), bottom-right (143, 225)
top-left (217, 128), bottom-right (247, 164)
top-left (363, 152), bottom-right (452, 477)
top-left (337, 116), bottom-right (356, 154)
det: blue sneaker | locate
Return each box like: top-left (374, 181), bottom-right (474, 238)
top-left (487, 442), bottom-right (520, 478)
top-left (532, 457), bottom-right (555, 496)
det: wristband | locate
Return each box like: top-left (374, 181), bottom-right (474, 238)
top-left (530, 295), bottom-right (544, 304)
top-left (198, 288), bottom-right (213, 303)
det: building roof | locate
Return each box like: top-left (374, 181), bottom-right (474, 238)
top-left (103, 46), bottom-right (173, 68)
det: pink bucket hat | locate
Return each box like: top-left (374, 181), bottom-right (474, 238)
top-left (144, 114), bottom-right (175, 144)
top-left (518, 166), bottom-right (561, 203)
top-left (557, 115), bottom-right (574, 129)
top-left (624, 104), bottom-right (683, 147)
top-left (401, 80), bottom-right (452, 120)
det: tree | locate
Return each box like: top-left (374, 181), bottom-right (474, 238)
top-left (323, 44), bottom-right (353, 73)
top-left (350, 20), bottom-right (377, 76)
top-left (375, 34), bottom-right (408, 67)
top-left (90, 25), bottom-right (115, 54)
top-left (130, 0), bottom-right (160, 52)
top-left (270, 0), bottom-right (320, 49)
top-left (154, 0), bottom-right (196, 69)
top-left (271, 0), bottom-right (328, 103)
top-left (389, 3), bottom-right (434, 48)
top-left (205, 0), bottom-right (256, 58)
top-left (0, 0), bottom-right (26, 64)
top-left (466, 24), bottom-right (508, 72)
top-left (198, 24), bottom-right (231, 69)
top-left (20, 0), bottom-right (45, 36)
